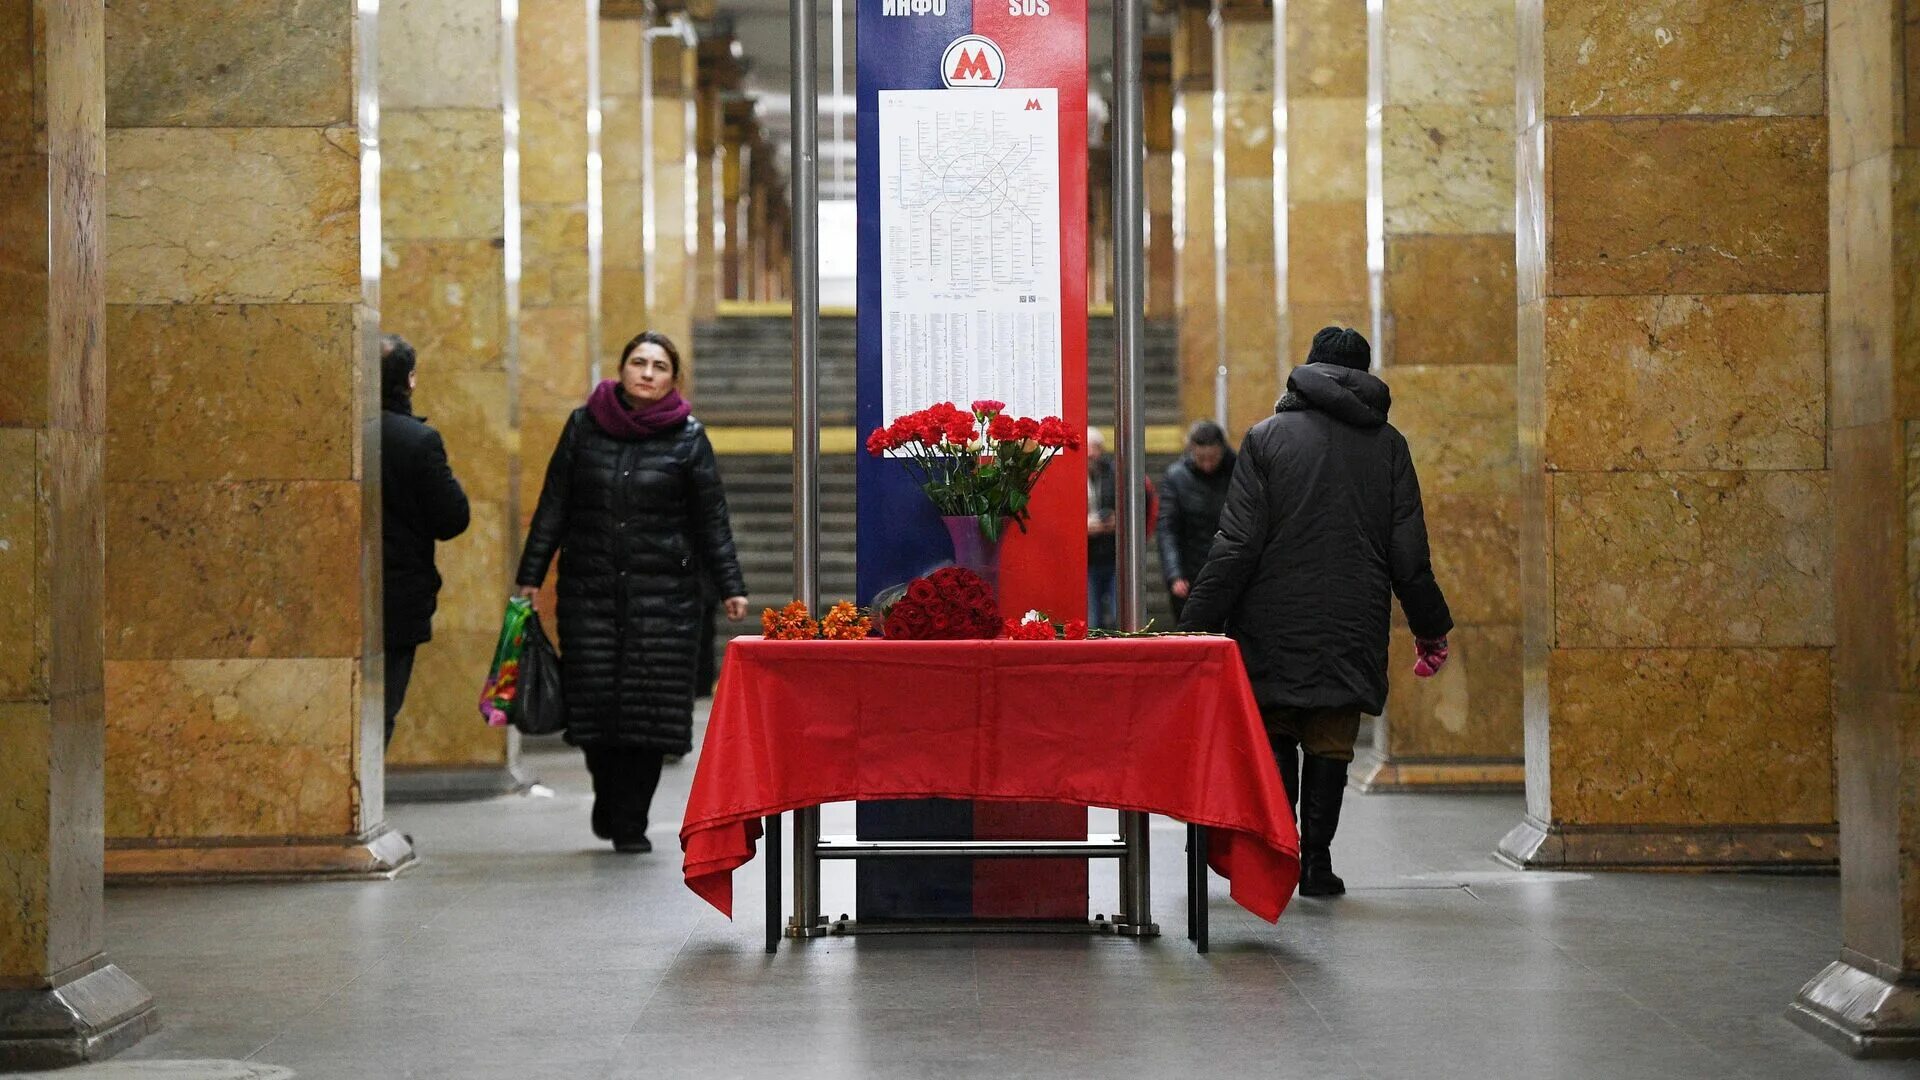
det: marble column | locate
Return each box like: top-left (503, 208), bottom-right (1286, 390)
top-left (518, 0), bottom-right (598, 531)
top-left (692, 45), bottom-right (731, 321)
top-left (646, 34), bottom-right (698, 360)
top-left (101, 0), bottom-right (407, 879)
top-left (1172, 2), bottom-right (1217, 424)
top-left (0, 1), bottom-right (157, 1065)
top-left (1283, 0), bottom-right (1366, 361)
top-left (1216, 0), bottom-right (1280, 441)
top-left (1499, 2), bottom-right (1833, 870)
top-left (378, 0), bottom-right (527, 799)
top-left (1088, 132), bottom-right (1112, 310)
top-left (1791, 0), bottom-right (1920, 1056)
top-left (1357, 0), bottom-right (1523, 792)
top-left (1144, 34), bottom-right (1177, 320)
top-left (601, 13), bottom-right (648, 361)
top-left (720, 99), bottom-right (751, 303)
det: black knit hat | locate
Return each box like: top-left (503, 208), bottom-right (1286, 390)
top-left (1306, 326), bottom-right (1371, 371)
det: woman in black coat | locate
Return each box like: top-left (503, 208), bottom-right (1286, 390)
top-left (516, 331), bottom-right (748, 853)
top-left (1180, 327), bottom-right (1451, 896)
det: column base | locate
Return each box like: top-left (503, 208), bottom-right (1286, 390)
top-left (1352, 750), bottom-right (1524, 793)
top-left (1495, 815), bottom-right (1837, 871)
top-left (1790, 958), bottom-right (1920, 1058)
top-left (387, 763), bottom-right (537, 803)
top-left (105, 824), bottom-right (417, 884)
top-left (0, 959), bottom-right (158, 1070)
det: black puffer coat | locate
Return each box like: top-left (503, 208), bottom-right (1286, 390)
top-left (1179, 363), bottom-right (1451, 715)
top-left (1155, 448), bottom-right (1235, 585)
top-left (382, 407), bottom-right (471, 649)
top-left (516, 407), bottom-right (746, 752)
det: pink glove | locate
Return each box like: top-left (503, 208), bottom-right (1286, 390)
top-left (1413, 636), bottom-right (1450, 678)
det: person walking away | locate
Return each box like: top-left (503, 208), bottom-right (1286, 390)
top-left (1085, 427), bottom-right (1118, 628)
top-left (380, 334), bottom-right (471, 748)
top-left (515, 331), bottom-right (749, 853)
top-left (1156, 420), bottom-right (1234, 624)
top-left (1179, 327), bottom-right (1452, 896)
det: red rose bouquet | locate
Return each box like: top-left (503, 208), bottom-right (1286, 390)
top-left (881, 567), bottom-right (1002, 641)
top-left (865, 400), bottom-right (1082, 542)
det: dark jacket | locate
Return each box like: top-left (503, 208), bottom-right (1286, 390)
top-left (515, 407), bottom-right (746, 753)
top-left (382, 409), bottom-right (471, 649)
top-left (1087, 455), bottom-right (1117, 570)
top-left (1156, 448), bottom-right (1235, 585)
top-left (1179, 363), bottom-right (1451, 715)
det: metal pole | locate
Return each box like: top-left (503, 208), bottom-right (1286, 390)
top-left (787, 0), bottom-right (826, 940)
top-left (1112, 0), bottom-right (1156, 938)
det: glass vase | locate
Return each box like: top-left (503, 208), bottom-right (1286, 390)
top-left (941, 515), bottom-right (1005, 594)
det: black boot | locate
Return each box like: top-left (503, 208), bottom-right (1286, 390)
top-left (1297, 754), bottom-right (1348, 897)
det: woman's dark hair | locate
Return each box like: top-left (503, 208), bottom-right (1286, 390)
top-left (380, 333), bottom-right (416, 411)
top-left (1186, 419), bottom-right (1228, 449)
top-left (618, 330), bottom-right (682, 380)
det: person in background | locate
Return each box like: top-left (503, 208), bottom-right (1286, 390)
top-left (1156, 420), bottom-right (1235, 624)
top-left (516, 330), bottom-right (749, 854)
top-left (380, 334), bottom-right (472, 748)
top-left (1086, 427), bottom-right (1118, 628)
top-left (1179, 326), bottom-right (1452, 898)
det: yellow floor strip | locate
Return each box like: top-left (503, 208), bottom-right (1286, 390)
top-left (708, 424), bottom-right (1186, 456)
top-left (714, 302), bottom-right (1119, 320)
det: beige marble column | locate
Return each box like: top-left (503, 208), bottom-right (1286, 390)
top-left (0, 1), bottom-right (157, 1065)
top-left (1283, 0), bottom-right (1366, 361)
top-left (720, 100), bottom-right (753, 303)
top-left (1499, 2), bottom-right (1833, 869)
top-left (518, 0), bottom-right (598, 532)
top-left (692, 45), bottom-right (731, 321)
top-left (1216, 0), bottom-right (1280, 440)
top-left (601, 13), bottom-right (648, 358)
top-left (1356, 0), bottom-right (1523, 792)
top-left (646, 34), bottom-right (698, 359)
top-left (1172, 2), bottom-right (1217, 424)
top-left (101, 0), bottom-right (406, 879)
top-left (1144, 34), bottom-right (1177, 320)
top-left (377, 0), bottom-right (526, 798)
top-left (1088, 136), bottom-right (1112, 309)
top-left (1791, 0), bottom-right (1920, 1056)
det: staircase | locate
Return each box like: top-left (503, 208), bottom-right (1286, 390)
top-left (693, 313), bottom-right (1189, 647)
top-left (694, 314), bottom-right (1185, 428)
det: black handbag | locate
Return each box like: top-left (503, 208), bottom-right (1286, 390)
top-left (514, 611), bottom-right (567, 735)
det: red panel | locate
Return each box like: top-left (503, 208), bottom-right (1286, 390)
top-left (969, 0), bottom-right (1090, 919)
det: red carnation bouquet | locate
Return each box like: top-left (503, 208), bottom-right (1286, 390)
top-left (880, 567), bottom-right (1002, 641)
top-left (866, 400), bottom-right (1082, 542)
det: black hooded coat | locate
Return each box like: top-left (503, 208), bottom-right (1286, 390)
top-left (1178, 363), bottom-right (1452, 715)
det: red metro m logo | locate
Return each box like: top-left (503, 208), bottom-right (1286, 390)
top-left (940, 35), bottom-right (1004, 88)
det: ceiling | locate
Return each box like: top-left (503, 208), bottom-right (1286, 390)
top-left (713, 0), bottom-right (1133, 199)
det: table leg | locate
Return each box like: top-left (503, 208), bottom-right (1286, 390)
top-left (1185, 823), bottom-right (1197, 941)
top-left (1194, 824), bottom-right (1209, 954)
top-left (765, 813), bottom-right (783, 954)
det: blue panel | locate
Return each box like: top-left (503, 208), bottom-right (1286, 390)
top-left (854, 0), bottom-right (979, 922)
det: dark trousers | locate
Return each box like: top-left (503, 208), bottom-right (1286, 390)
top-left (1167, 590), bottom-right (1186, 627)
top-left (384, 646), bottom-right (417, 747)
top-left (584, 745), bottom-right (666, 841)
top-left (1088, 564), bottom-right (1118, 628)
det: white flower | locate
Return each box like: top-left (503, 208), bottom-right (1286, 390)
top-left (1022, 609), bottom-right (1048, 624)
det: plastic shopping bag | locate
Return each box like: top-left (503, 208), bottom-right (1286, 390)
top-left (479, 597), bottom-right (534, 727)
top-left (513, 610), bottom-right (566, 735)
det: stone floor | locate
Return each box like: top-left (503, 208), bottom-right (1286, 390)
top-left (17, 723), bottom-right (1912, 1080)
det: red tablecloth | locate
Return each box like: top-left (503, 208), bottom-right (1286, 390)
top-left (681, 636), bottom-right (1301, 922)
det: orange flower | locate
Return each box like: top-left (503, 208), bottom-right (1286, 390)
top-left (821, 601), bottom-right (873, 641)
top-left (761, 600), bottom-right (821, 640)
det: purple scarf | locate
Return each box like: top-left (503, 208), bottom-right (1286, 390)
top-left (586, 380), bottom-right (691, 441)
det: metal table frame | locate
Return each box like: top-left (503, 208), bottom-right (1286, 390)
top-left (780, 0), bottom-right (1179, 955)
top-left (759, 810), bottom-right (1211, 953)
